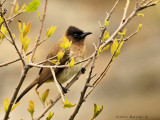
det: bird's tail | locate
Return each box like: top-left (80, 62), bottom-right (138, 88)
top-left (15, 79), bottom-right (38, 103)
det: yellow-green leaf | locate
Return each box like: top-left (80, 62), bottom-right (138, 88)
top-left (111, 38), bottom-right (118, 55)
top-left (18, 20), bottom-right (22, 32)
top-left (18, 4), bottom-right (26, 13)
top-left (104, 21), bottom-right (109, 27)
top-left (37, 11), bottom-right (41, 19)
top-left (46, 26), bottom-right (56, 38)
top-left (12, 34), bottom-right (16, 39)
top-left (137, 24), bottom-right (143, 32)
top-left (11, 102), bottom-right (20, 111)
top-left (63, 100), bottom-right (76, 108)
top-left (42, 89), bottom-right (50, 104)
top-left (14, 2), bottom-right (19, 15)
top-left (91, 104), bottom-right (103, 120)
top-left (22, 22), bottom-right (26, 33)
top-left (51, 59), bottom-right (58, 64)
top-left (0, 16), bottom-right (3, 25)
top-left (23, 22), bottom-right (31, 37)
top-left (60, 36), bottom-right (72, 50)
top-left (46, 111), bottom-right (54, 120)
top-left (25, 0), bottom-right (41, 13)
top-left (118, 28), bottom-right (127, 36)
top-left (4, 98), bottom-right (9, 112)
top-left (103, 32), bottom-right (110, 41)
top-left (20, 34), bottom-right (30, 52)
top-left (98, 45), bottom-right (110, 55)
top-left (57, 50), bottom-right (64, 61)
top-left (138, 13), bottom-right (144, 17)
top-left (0, 25), bottom-right (7, 41)
top-left (27, 100), bottom-right (35, 117)
top-left (68, 58), bottom-right (75, 68)
top-left (102, 45), bottom-right (110, 52)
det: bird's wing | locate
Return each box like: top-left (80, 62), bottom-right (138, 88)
top-left (36, 41), bottom-right (70, 89)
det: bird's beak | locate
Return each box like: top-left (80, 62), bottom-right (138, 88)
top-left (80, 32), bottom-right (92, 39)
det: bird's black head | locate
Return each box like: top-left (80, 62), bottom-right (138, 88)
top-left (66, 26), bottom-right (92, 41)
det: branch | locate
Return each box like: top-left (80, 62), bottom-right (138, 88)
top-left (28, 55), bottom-right (93, 69)
top-left (1, 0), bottom-right (7, 5)
top-left (36, 59), bottom-right (93, 120)
top-left (0, 30), bottom-right (13, 44)
top-left (8, 0), bottom-right (18, 20)
top-left (50, 68), bottom-right (65, 102)
top-left (3, 65), bottom-right (30, 120)
top-left (120, 0), bottom-right (130, 25)
top-left (68, 1), bottom-right (121, 119)
top-left (0, 37), bottom-right (50, 67)
top-left (30, 0), bottom-right (48, 62)
top-left (1, 12), bottom-right (25, 66)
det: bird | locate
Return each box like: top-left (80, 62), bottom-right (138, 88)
top-left (15, 26), bottom-right (92, 103)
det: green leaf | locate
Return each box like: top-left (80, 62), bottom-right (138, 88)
top-left (11, 102), bottom-right (20, 111)
top-left (4, 98), bottom-right (9, 112)
top-left (91, 104), bottom-right (103, 120)
top-left (25, 0), bottom-right (41, 12)
top-left (138, 13), bottom-right (144, 17)
top-left (111, 38), bottom-right (118, 55)
top-left (27, 100), bottom-right (35, 117)
top-left (60, 36), bottom-right (72, 50)
top-left (46, 111), bottom-right (54, 120)
top-left (68, 58), bottom-right (75, 68)
top-left (42, 89), bottom-right (50, 105)
top-left (46, 26), bottom-right (56, 38)
top-left (63, 100), bottom-right (76, 108)
top-left (104, 21), bottom-right (109, 27)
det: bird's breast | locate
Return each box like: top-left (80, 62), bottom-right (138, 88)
top-left (57, 56), bottom-right (84, 84)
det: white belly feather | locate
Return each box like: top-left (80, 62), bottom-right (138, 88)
top-left (57, 57), bottom-right (83, 84)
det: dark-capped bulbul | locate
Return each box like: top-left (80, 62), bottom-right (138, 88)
top-left (15, 26), bottom-right (92, 103)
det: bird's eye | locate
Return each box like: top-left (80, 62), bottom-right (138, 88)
top-left (73, 33), bottom-right (79, 38)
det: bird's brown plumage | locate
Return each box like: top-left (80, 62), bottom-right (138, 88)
top-left (15, 26), bottom-right (92, 103)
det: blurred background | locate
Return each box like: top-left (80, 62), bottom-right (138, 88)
top-left (0, 0), bottom-right (160, 120)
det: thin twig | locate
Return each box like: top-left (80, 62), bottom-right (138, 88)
top-left (30, 0), bottom-right (48, 61)
top-left (1, 12), bottom-right (25, 66)
top-left (84, 0), bottom-right (159, 101)
top-left (106, 0), bottom-right (120, 21)
top-left (120, 0), bottom-right (130, 25)
top-left (1, 0), bottom-right (7, 5)
top-left (28, 55), bottom-right (93, 69)
top-left (7, 10), bottom-right (24, 24)
top-left (50, 68), bottom-right (65, 102)
top-left (85, 37), bottom-right (124, 100)
top-left (0, 30), bottom-right (13, 44)
top-left (8, 0), bottom-right (18, 20)
top-left (36, 59), bottom-right (93, 120)
top-left (3, 66), bottom-right (30, 120)
top-left (0, 37), bottom-right (50, 67)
